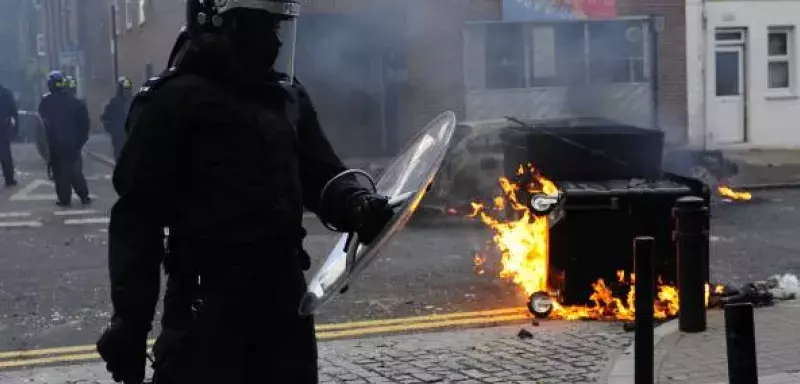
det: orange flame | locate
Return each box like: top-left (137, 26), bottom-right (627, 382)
top-left (717, 186), bottom-right (752, 201)
top-left (469, 163), bottom-right (717, 320)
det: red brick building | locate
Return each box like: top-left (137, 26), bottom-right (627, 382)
top-left (116, 0), bottom-right (687, 157)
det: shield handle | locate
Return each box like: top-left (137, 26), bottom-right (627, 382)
top-left (339, 191), bottom-right (413, 292)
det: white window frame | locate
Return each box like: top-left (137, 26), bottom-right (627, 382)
top-left (138, 0), bottom-right (146, 26)
top-left (125, 0), bottom-right (135, 30)
top-left (767, 27), bottom-right (793, 90)
top-left (114, 0), bottom-right (122, 36)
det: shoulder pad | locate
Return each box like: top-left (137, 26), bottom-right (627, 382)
top-left (135, 68), bottom-right (181, 99)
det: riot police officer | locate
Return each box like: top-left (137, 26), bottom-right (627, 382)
top-left (96, 1), bottom-right (394, 383)
top-left (66, 75), bottom-right (78, 97)
top-left (101, 77), bottom-right (133, 161)
top-left (38, 71), bottom-right (91, 206)
top-left (0, 82), bottom-right (18, 187)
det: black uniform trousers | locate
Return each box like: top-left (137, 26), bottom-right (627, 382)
top-left (51, 148), bottom-right (89, 203)
top-left (0, 124), bottom-right (14, 183)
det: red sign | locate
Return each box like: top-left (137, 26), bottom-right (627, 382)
top-left (568, 0), bottom-right (617, 19)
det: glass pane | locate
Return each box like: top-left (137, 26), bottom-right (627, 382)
top-left (769, 32), bottom-right (788, 56)
top-left (768, 61), bottom-right (790, 88)
top-left (715, 51), bottom-right (740, 96)
top-left (531, 26), bottom-right (556, 79)
top-left (587, 21), bottom-right (644, 84)
top-left (485, 24), bottom-right (526, 89)
top-left (715, 31), bottom-right (742, 41)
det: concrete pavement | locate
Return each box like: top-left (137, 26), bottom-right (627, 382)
top-left (605, 302), bottom-right (800, 384)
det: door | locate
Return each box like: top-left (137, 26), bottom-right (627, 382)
top-left (708, 30), bottom-right (747, 144)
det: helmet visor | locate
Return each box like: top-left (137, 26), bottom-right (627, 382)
top-left (216, 0), bottom-right (299, 18)
top-left (273, 17), bottom-right (296, 83)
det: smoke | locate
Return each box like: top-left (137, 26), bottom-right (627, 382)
top-left (294, 5), bottom-right (409, 160)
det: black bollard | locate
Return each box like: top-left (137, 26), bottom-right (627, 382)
top-left (725, 303), bottom-right (759, 384)
top-left (634, 236), bottom-right (655, 384)
top-left (674, 196), bottom-right (708, 333)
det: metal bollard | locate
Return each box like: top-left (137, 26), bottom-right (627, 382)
top-left (725, 303), bottom-right (759, 384)
top-left (674, 196), bottom-right (708, 333)
top-left (634, 236), bottom-right (655, 384)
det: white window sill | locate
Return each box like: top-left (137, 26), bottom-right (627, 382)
top-left (765, 92), bottom-right (799, 100)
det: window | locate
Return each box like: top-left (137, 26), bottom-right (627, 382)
top-left (530, 23), bottom-right (586, 86)
top-left (587, 21), bottom-right (647, 84)
top-left (125, 0), bottom-right (135, 29)
top-left (138, 0), bottom-right (146, 25)
top-left (114, 0), bottom-right (122, 35)
top-left (481, 20), bottom-right (649, 90)
top-left (485, 23), bottom-right (526, 89)
top-left (715, 51), bottom-right (740, 96)
top-left (767, 27), bottom-right (793, 89)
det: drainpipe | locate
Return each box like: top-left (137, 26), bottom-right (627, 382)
top-left (700, 0), bottom-right (709, 150)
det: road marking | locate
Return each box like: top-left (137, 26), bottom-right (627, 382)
top-left (0, 353), bottom-right (100, 369)
top-left (0, 221), bottom-right (43, 228)
top-left (316, 306), bottom-right (528, 331)
top-left (316, 312), bottom-right (530, 340)
top-left (0, 212), bottom-right (31, 218)
top-left (0, 307), bottom-right (530, 368)
top-left (303, 212), bottom-right (316, 219)
top-left (9, 179), bottom-right (51, 201)
top-left (63, 217), bottom-right (109, 225)
top-left (53, 210), bottom-right (99, 216)
top-left (9, 179), bottom-right (98, 201)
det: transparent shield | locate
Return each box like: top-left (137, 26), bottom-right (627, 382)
top-left (299, 111), bottom-right (457, 315)
top-left (274, 19), bottom-right (296, 83)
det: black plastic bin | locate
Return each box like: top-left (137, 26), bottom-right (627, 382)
top-left (499, 118), bottom-right (665, 182)
top-left (546, 176), bottom-right (710, 306)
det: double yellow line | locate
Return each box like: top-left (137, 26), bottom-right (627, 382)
top-left (0, 307), bottom-right (530, 370)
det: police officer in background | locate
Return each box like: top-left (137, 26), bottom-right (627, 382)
top-left (38, 71), bottom-right (91, 206)
top-left (66, 76), bottom-right (78, 97)
top-left (0, 82), bottom-right (18, 187)
top-left (101, 77), bottom-right (133, 160)
top-left (96, 1), bottom-right (394, 383)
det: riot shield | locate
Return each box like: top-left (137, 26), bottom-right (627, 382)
top-left (299, 111), bottom-right (457, 315)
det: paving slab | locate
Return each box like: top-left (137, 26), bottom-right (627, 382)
top-left (0, 322), bottom-right (634, 384)
top-left (605, 301), bottom-right (800, 384)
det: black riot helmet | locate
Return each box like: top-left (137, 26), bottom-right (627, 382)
top-left (184, 0), bottom-right (299, 83)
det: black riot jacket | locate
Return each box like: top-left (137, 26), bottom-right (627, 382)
top-left (101, 94), bottom-right (131, 136)
top-left (108, 45), bottom-right (368, 329)
top-left (38, 91), bottom-right (90, 154)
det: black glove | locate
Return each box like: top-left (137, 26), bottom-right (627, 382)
top-left (97, 318), bottom-right (150, 384)
top-left (151, 327), bottom-right (189, 382)
top-left (349, 193), bottom-right (395, 244)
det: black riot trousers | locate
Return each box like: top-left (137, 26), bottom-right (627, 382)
top-left (152, 265), bottom-right (319, 384)
top-left (0, 136), bottom-right (14, 184)
top-left (109, 130), bottom-right (126, 161)
top-left (50, 149), bottom-right (89, 203)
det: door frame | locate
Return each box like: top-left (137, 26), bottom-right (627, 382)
top-left (708, 27), bottom-right (748, 145)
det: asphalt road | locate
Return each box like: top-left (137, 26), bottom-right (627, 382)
top-left (1, 138), bottom-right (799, 354)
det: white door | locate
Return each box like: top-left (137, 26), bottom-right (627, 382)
top-left (708, 43), bottom-right (747, 144)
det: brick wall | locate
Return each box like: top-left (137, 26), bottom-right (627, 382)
top-left (617, 0), bottom-right (688, 144)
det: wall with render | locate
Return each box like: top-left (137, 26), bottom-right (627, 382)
top-left (687, 0), bottom-right (800, 149)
